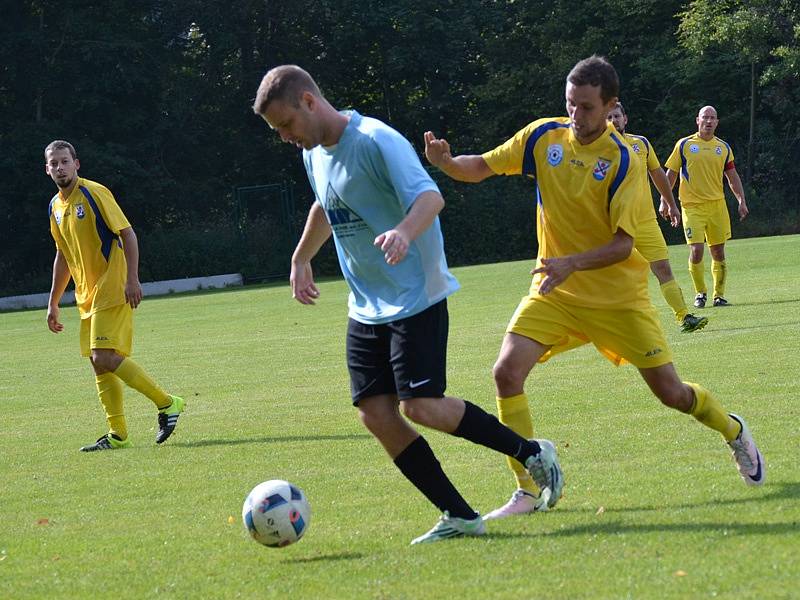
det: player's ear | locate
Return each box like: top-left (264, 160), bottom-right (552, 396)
top-left (74, 158), bottom-right (81, 171)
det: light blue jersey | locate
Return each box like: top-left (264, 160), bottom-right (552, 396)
top-left (303, 111), bottom-right (459, 324)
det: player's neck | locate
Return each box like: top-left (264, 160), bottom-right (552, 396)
top-left (320, 108), bottom-right (351, 146)
top-left (698, 131), bottom-right (714, 141)
top-left (58, 178), bottom-right (79, 199)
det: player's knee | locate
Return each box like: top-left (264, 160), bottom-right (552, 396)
top-left (650, 260), bottom-right (673, 282)
top-left (493, 360), bottom-right (523, 391)
top-left (400, 399), bottom-right (431, 425)
top-left (89, 351), bottom-right (113, 372)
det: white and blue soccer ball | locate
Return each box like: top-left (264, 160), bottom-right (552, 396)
top-left (242, 479), bottom-right (311, 547)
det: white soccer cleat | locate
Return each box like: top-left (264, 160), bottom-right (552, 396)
top-left (524, 439), bottom-right (564, 508)
top-left (410, 511), bottom-right (486, 545)
top-left (483, 488), bottom-right (550, 521)
top-left (727, 414), bottom-right (765, 486)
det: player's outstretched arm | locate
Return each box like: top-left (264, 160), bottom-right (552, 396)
top-left (119, 227), bottom-right (143, 309)
top-left (424, 131), bottom-right (495, 183)
top-left (374, 190), bottom-right (444, 265)
top-left (47, 250), bottom-right (71, 333)
top-left (724, 167), bottom-right (749, 221)
top-left (290, 202), bottom-right (332, 305)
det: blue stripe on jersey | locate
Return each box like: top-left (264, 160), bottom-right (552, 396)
top-left (79, 186), bottom-right (119, 261)
top-left (679, 138), bottom-right (690, 181)
top-left (721, 139), bottom-right (732, 166)
top-left (48, 196), bottom-right (56, 217)
top-left (608, 132), bottom-right (630, 207)
top-left (522, 120), bottom-right (570, 177)
top-left (536, 183), bottom-right (543, 208)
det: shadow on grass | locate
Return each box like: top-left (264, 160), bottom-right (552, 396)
top-left (285, 551), bottom-right (364, 564)
top-left (172, 433), bottom-right (372, 448)
top-left (570, 480), bottom-right (800, 514)
top-left (545, 518), bottom-right (799, 538)
top-left (721, 298), bottom-right (800, 308)
top-left (707, 319), bottom-right (800, 333)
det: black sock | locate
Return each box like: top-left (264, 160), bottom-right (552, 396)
top-left (393, 436), bottom-right (477, 520)
top-left (453, 400), bottom-right (541, 464)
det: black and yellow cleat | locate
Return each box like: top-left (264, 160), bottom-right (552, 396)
top-left (681, 313), bottom-right (709, 333)
top-left (80, 433), bottom-right (130, 452)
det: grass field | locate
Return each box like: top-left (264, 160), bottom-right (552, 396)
top-left (2, 234), bottom-right (799, 599)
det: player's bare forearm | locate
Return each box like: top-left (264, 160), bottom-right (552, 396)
top-left (120, 227), bottom-right (143, 308)
top-left (292, 202), bottom-right (332, 265)
top-left (375, 191), bottom-right (443, 265)
top-left (48, 251), bottom-right (71, 308)
top-left (532, 230), bottom-right (634, 295)
top-left (424, 131), bottom-right (494, 183)
top-left (666, 169), bottom-right (678, 190)
top-left (649, 168), bottom-right (676, 206)
top-left (119, 227), bottom-right (140, 283)
top-left (396, 191), bottom-right (443, 241)
top-left (47, 251), bottom-right (71, 333)
top-left (725, 168), bottom-right (749, 220)
top-left (568, 230), bottom-right (634, 271)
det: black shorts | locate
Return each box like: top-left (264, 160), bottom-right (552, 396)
top-left (346, 300), bottom-right (449, 405)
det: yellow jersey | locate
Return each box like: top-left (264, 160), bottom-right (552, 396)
top-left (49, 177), bottom-right (130, 318)
top-left (664, 134), bottom-right (734, 206)
top-left (624, 132), bottom-right (662, 223)
top-left (482, 117), bottom-right (650, 309)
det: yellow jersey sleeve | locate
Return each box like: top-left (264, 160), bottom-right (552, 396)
top-left (482, 118), bottom-right (557, 176)
top-left (86, 183), bottom-right (131, 233)
top-left (664, 139), bottom-right (684, 174)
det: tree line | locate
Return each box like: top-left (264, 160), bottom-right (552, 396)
top-left (2, 0), bottom-right (798, 296)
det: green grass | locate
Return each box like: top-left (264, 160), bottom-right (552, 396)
top-left (2, 234), bottom-right (799, 599)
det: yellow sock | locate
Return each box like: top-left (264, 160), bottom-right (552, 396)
top-left (711, 260), bottom-right (727, 298)
top-left (114, 358), bottom-right (171, 409)
top-left (95, 372), bottom-right (127, 440)
top-left (686, 382), bottom-right (740, 441)
top-left (689, 260), bottom-right (706, 295)
top-left (660, 278), bottom-right (689, 322)
top-left (496, 394), bottom-right (539, 494)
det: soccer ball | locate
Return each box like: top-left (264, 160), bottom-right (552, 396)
top-left (242, 479), bottom-right (311, 547)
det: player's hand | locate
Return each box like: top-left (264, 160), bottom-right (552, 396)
top-left (290, 261), bottom-right (320, 305)
top-left (47, 305), bottom-right (63, 333)
top-left (424, 131), bottom-right (452, 168)
top-left (125, 278), bottom-right (143, 309)
top-left (738, 200), bottom-right (749, 221)
top-left (532, 256), bottom-right (575, 295)
top-left (374, 229), bottom-right (410, 265)
top-left (660, 199), bottom-right (681, 228)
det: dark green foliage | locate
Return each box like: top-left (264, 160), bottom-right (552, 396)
top-left (2, 0), bottom-right (798, 295)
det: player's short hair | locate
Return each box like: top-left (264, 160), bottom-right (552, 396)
top-left (44, 140), bottom-right (77, 160)
top-left (252, 65), bottom-right (321, 115)
top-left (567, 56), bottom-right (619, 103)
top-left (615, 101), bottom-right (626, 116)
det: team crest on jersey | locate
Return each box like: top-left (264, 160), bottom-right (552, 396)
top-left (546, 144), bottom-right (563, 167)
top-left (54, 210), bottom-right (62, 225)
top-left (631, 143), bottom-right (641, 153)
top-left (592, 158), bottom-right (612, 181)
top-left (715, 146), bottom-right (722, 155)
top-left (76, 204), bottom-right (86, 219)
top-left (689, 144), bottom-right (700, 153)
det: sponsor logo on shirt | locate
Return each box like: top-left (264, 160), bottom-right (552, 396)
top-left (689, 144), bottom-right (700, 153)
top-left (645, 347), bottom-right (663, 357)
top-left (324, 183), bottom-right (367, 239)
top-left (76, 204), bottom-right (85, 219)
top-left (592, 158), bottom-right (612, 181)
top-left (546, 144), bottom-right (563, 167)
